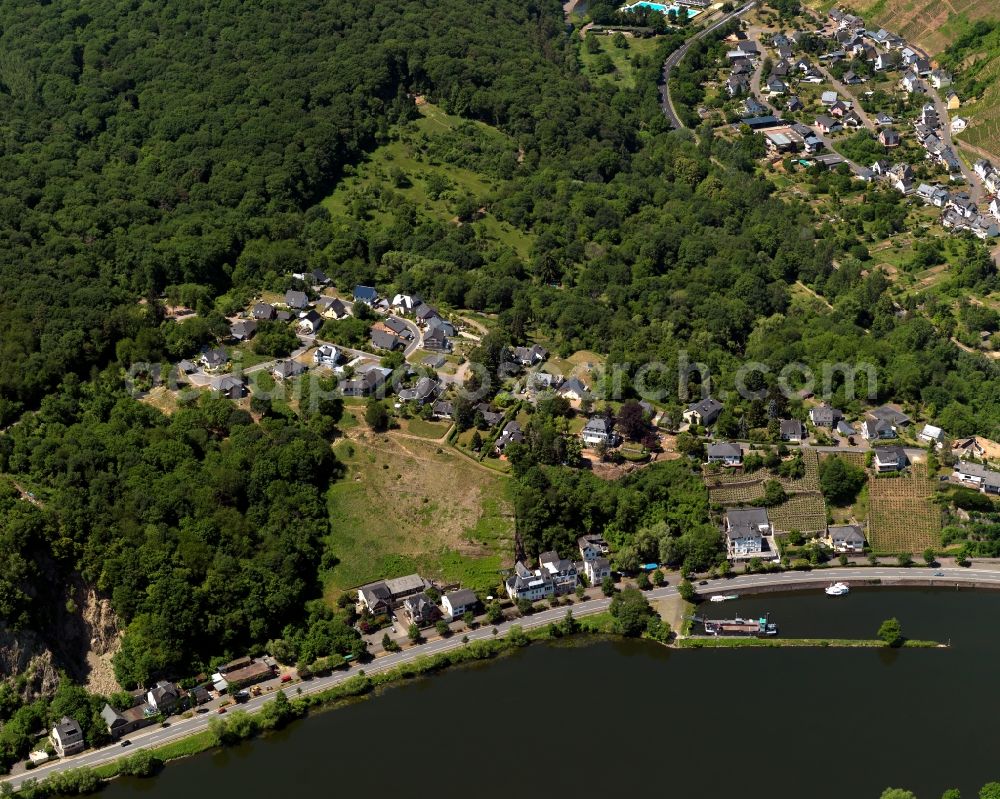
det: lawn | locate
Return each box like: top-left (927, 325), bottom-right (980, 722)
top-left (323, 435), bottom-right (515, 598)
top-left (578, 34), bottom-right (664, 90)
top-left (399, 417), bottom-right (452, 439)
top-left (321, 102), bottom-right (534, 259)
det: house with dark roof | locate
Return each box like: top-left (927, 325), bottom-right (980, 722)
top-left (284, 290), bottom-right (310, 310)
top-left (873, 446), bottom-right (908, 473)
top-left (828, 524), bottom-right (866, 553)
top-left (370, 326), bottom-right (404, 351)
top-left (706, 442), bottom-right (743, 466)
top-left (230, 320), bottom-right (258, 341)
top-left (505, 561), bottom-right (554, 602)
top-left (313, 344), bottom-right (340, 368)
top-left (476, 404), bottom-right (505, 427)
top-left (432, 400), bottom-right (453, 420)
top-left (557, 377), bottom-right (589, 402)
top-left (414, 303), bottom-right (440, 325)
top-left (353, 285), bottom-right (378, 305)
top-left (952, 460), bottom-right (1000, 494)
top-left (252, 302), bottom-right (277, 321)
top-left (403, 592), bottom-right (441, 627)
top-left (779, 419), bottom-right (805, 442)
top-left (398, 376), bottom-right (439, 405)
top-left (298, 309), bottom-right (323, 334)
top-left (272, 360), bottom-right (307, 381)
top-left (422, 326), bottom-right (450, 352)
top-left (539, 551), bottom-right (579, 595)
top-left (201, 347), bottom-right (228, 372)
top-left (146, 681), bottom-right (181, 714)
top-left (809, 404), bottom-right (843, 427)
top-left (358, 574), bottom-right (430, 614)
top-left (441, 589), bottom-right (478, 620)
top-left (317, 296), bottom-right (348, 319)
top-left (382, 316), bottom-right (412, 339)
top-left (578, 533), bottom-right (610, 561)
top-left (512, 344), bottom-right (548, 367)
top-left (724, 508), bottom-right (771, 560)
top-left (209, 375), bottom-right (247, 400)
top-left (581, 416), bottom-right (616, 447)
top-left (495, 421), bottom-right (524, 454)
top-left (50, 717), bottom-right (85, 757)
top-left (683, 397), bottom-right (723, 427)
top-left (100, 703), bottom-right (155, 740)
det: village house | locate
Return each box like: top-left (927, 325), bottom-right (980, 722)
top-left (861, 417), bottom-right (896, 440)
top-left (557, 377), bottom-right (589, 403)
top-left (313, 344), bottom-right (340, 368)
top-left (578, 533), bottom-right (610, 561)
top-left (888, 163), bottom-right (914, 194)
top-left (951, 117), bottom-right (968, 133)
top-left (358, 574), bottom-right (430, 615)
top-left (50, 717), bottom-right (85, 757)
top-left (214, 656), bottom-right (277, 691)
top-left (146, 680), bottom-right (181, 714)
top-left (252, 301), bottom-right (277, 321)
top-left (539, 551), bottom-right (579, 595)
top-left (208, 374), bottom-right (247, 400)
top-left (341, 367), bottom-right (389, 397)
top-left (726, 74), bottom-right (749, 97)
top-left (724, 508), bottom-right (771, 560)
top-left (432, 399), bottom-right (453, 420)
top-left (872, 446), bottom-right (908, 473)
top-left (494, 420), bottom-right (524, 454)
top-left (683, 396), bottom-right (723, 427)
top-left (581, 416), bottom-right (616, 447)
top-left (706, 442), bottom-right (743, 466)
top-left (953, 460), bottom-right (1000, 494)
top-left (230, 320), bottom-right (258, 342)
top-left (929, 68), bottom-right (952, 89)
top-left (814, 114), bottom-right (841, 134)
top-left (506, 561), bottom-right (554, 601)
top-left (511, 344), bottom-right (548, 367)
top-left (780, 419), bottom-right (805, 442)
top-left (316, 296), bottom-right (348, 319)
top-left (878, 128), bottom-right (900, 148)
top-left (837, 420), bottom-right (856, 437)
top-left (918, 424), bottom-right (947, 449)
top-left (584, 557), bottom-right (611, 587)
top-left (100, 703), bottom-right (155, 740)
top-left (915, 183), bottom-right (949, 207)
top-left (353, 285), bottom-right (378, 306)
top-left (272, 359), bottom-right (307, 381)
top-left (946, 91), bottom-right (961, 110)
top-left (828, 524), bottom-right (866, 553)
top-left (284, 289), bottom-right (310, 310)
top-left (414, 303), bottom-right (441, 326)
top-left (201, 346), bottom-right (228, 372)
top-left (441, 589), bottom-right (478, 620)
top-left (809, 404), bottom-right (842, 427)
top-left (875, 112), bottom-right (894, 127)
top-left (821, 90), bottom-right (838, 105)
top-left (403, 593), bottom-right (441, 627)
top-left (398, 376), bottom-right (439, 405)
top-left (370, 324), bottom-right (405, 351)
top-left (298, 309), bottom-right (323, 335)
top-left (391, 293), bottom-right (421, 314)
top-left (422, 326), bottom-right (450, 352)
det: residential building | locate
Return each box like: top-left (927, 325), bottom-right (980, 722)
top-left (584, 557), bottom-right (611, 587)
top-left (505, 561), bottom-right (554, 602)
top-left (861, 418), bottom-right (896, 440)
top-left (403, 593), bottom-right (441, 626)
top-left (875, 112), bottom-right (894, 126)
top-left (353, 285), bottom-right (378, 305)
top-left (918, 424), bottom-right (947, 449)
top-left (316, 296), bottom-right (348, 319)
top-left (284, 290), bottom-right (309, 310)
top-left (358, 574), bottom-right (430, 614)
top-left (814, 114), bottom-right (841, 134)
top-left (724, 508), bottom-right (770, 560)
top-left (208, 375), bottom-right (247, 400)
top-left (201, 347), bottom-right (228, 372)
top-left (809, 404), bottom-right (842, 427)
top-left (230, 320), bottom-right (257, 342)
top-left (953, 460), bottom-right (1000, 494)
top-left (581, 416), bottom-right (616, 446)
top-left (146, 681), bottom-right (181, 714)
top-left (252, 302), bottom-right (276, 321)
top-left (398, 376), bottom-right (439, 405)
top-left (99, 701), bottom-right (155, 740)
top-left (578, 533), bottom-right (610, 562)
top-left (821, 90), bottom-right (838, 105)
top-left (422, 326), bottom-right (450, 351)
top-left (272, 359), bottom-right (307, 381)
top-left (951, 116), bottom-right (968, 133)
top-left (946, 91), bottom-right (961, 110)
top-left (706, 442), bottom-right (743, 466)
top-left (298, 309), bottom-right (323, 334)
top-left (837, 420), bottom-right (855, 437)
top-left (370, 325), bottom-right (405, 351)
top-left (511, 344), bottom-right (548, 367)
top-left (495, 420), bottom-right (524, 454)
top-left (828, 524), bottom-right (866, 553)
top-left (539, 551), bottom-right (579, 595)
top-left (50, 717), bottom-right (85, 757)
top-left (313, 344), bottom-right (340, 368)
top-left (391, 293), bottom-right (421, 314)
top-left (878, 128), bottom-right (900, 147)
top-left (779, 419), bottom-right (805, 442)
top-left (873, 446), bottom-right (908, 473)
top-left (432, 400), bottom-right (454, 420)
top-left (558, 377), bottom-right (589, 403)
top-left (441, 589), bottom-right (478, 620)
top-left (414, 303), bottom-right (441, 325)
top-left (216, 657), bottom-right (277, 690)
top-left (683, 397), bottom-right (723, 427)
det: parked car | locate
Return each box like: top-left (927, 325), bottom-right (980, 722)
top-left (217, 707), bottom-right (227, 714)
top-left (120, 740), bottom-right (131, 747)
top-left (280, 674), bottom-right (292, 684)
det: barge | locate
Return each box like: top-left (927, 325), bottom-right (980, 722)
top-left (696, 614), bottom-right (778, 637)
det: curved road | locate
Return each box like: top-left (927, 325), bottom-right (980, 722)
top-left (6, 564), bottom-right (1000, 791)
top-left (661, 0), bottom-right (758, 129)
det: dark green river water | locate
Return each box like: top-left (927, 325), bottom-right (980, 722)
top-left (101, 589), bottom-right (1000, 799)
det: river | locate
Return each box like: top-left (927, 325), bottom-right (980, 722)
top-left (100, 589), bottom-right (999, 799)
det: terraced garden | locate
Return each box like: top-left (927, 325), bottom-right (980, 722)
top-left (867, 463), bottom-right (943, 553)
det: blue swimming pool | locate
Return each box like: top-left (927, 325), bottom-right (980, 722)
top-left (620, 1), bottom-right (702, 17)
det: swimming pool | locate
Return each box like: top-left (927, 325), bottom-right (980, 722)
top-left (620, 1), bottom-right (702, 17)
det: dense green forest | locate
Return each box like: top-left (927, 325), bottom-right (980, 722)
top-left (2, 0), bottom-right (1000, 763)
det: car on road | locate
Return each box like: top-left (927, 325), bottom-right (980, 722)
top-left (698, 580), bottom-right (708, 585)
top-left (217, 707), bottom-right (227, 714)
top-left (120, 740), bottom-right (131, 747)
top-left (934, 571), bottom-right (945, 576)
top-left (280, 674), bottom-right (292, 683)
top-left (196, 708), bottom-right (209, 714)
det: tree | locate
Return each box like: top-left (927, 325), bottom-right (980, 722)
top-left (923, 548), bottom-right (936, 565)
top-left (365, 398), bottom-right (389, 432)
top-left (470, 430), bottom-right (483, 451)
top-left (652, 569), bottom-right (665, 586)
top-left (820, 457), bottom-right (867, 505)
top-left (609, 587), bottom-right (655, 636)
top-left (601, 576), bottom-right (616, 597)
top-left (516, 597), bottom-right (534, 616)
top-left (617, 400), bottom-right (647, 441)
top-left (897, 552), bottom-right (913, 567)
top-left (575, 584), bottom-right (586, 600)
top-left (485, 602), bottom-right (504, 624)
top-left (981, 784), bottom-right (1000, 799)
top-left (435, 620), bottom-right (451, 637)
top-left (381, 633), bottom-right (400, 652)
top-left (407, 624), bottom-right (422, 643)
top-left (877, 617), bottom-right (904, 647)
top-left (879, 791), bottom-right (917, 799)
top-left (677, 578), bottom-right (696, 602)
top-left (636, 571), bottom-right (651, 590)
top-left (462, 610), bottom-right (475, 627)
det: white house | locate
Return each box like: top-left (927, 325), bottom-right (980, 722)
top-left (146, 681), bottom-right (181, 714)
top-left (706, 442), bottom-right (743, 466)
top-left (953, 460), bottom-right (1000, 494)
top-left (441, 589), bottom-right (478, 620)
top-left (391, 293), bottom-right (421, 314)
top-left (505, 561), bottom-right (554, 602)
top-left (584, 557), bottom-right (611, 587)
top-left (50, 717), bottom-right (85, 757)
top-left (872, 446), bottom-right (908, 473)
top-left (951, 117), bottom-right (968, 133)
top-left (780, 419), bottom-right (805, 442)
top-left (828, 524), bottom-right (866, 553)
top-left (581, 416), bottom-right (616, 446)
top-left (990, 198), bottom-right (1000, 222)
top-left (724, 508), bottom-right (770, 560)
top-left (557, 378), bottom-right (589, 403)
top-left (578, 534), bottom-right (609, 562)
top-left (683, 397), bottom-right (723, 427)
top-left (539, 551), bottom-right (579, 595)
top-left (313, 344), bottom-right (340, 368)
top-left (918, 424), bottom-right (947, 449)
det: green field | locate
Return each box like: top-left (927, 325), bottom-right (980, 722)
top-left (323, 435), bottom-right (515, 597)
top-left (579, 33), bottom-right (664, 90)
top-left (322, 102), bottom-right (533, 258)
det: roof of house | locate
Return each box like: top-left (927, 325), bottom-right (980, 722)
top-left (873, 446), bottom-right (908, 466)
top-left (829, 524), bottom-right (865, 543)
top-left (810, 405), bottom-right (842, 423)
top-left (725, 507), bottom-right (769, 539)
top-left (285, 290), bottom-right (309, 309)
top-left (149, 681), bottom-right (179, 705)
top-left (583, 416), bottom-right (614, 435)
top-left (273, 360), bottom-right (307, 380)
top-left (384, 573), bottom-right (429, 597)
top-left (371, 328), bottom-right (403, 350)
top-left (100, 704), bottom-right (124, 728)
top-left (837, 420), bottom-right (855, 435)
top-left (383, 316), bottom-right (410, 336)
top-left (299, 309), bottom-right (322, 327)
top-left (252, 302), bottom-right (276, 319)
top-left (780, 419), bottom-right (804, 437)
top-left (707, 442), bottom-right (742, 458)
top-left (53, 717), bottom-right (82, 739)
top-left (920, 423), bottom-right (945, 440)
top-left (398, 376), bottom-right (438, 402)
top-left (354, 285), bottom-right (378, 302)
top-left (686, 397), bottom-right (723, 417)
top-left (954, 460), bottom-right (1000, 484)
top-left (869, 405), bottom-right (911, 425)
top-left (444, 588), bottom-right (477, 609)
top-left (558, 377), bottom-right (588, 397)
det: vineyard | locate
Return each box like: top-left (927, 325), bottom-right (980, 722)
top-left (707, 480), bottom-right (766, 505)
top-left (867, 464), bottom-right (943, 553)
top-left (768, 494), bottom-right (828, 533)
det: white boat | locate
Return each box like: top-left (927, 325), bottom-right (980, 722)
top-left (709, 594), bottom-right (739, 602)
top-left (825, 582), bottom-right (850, 596)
